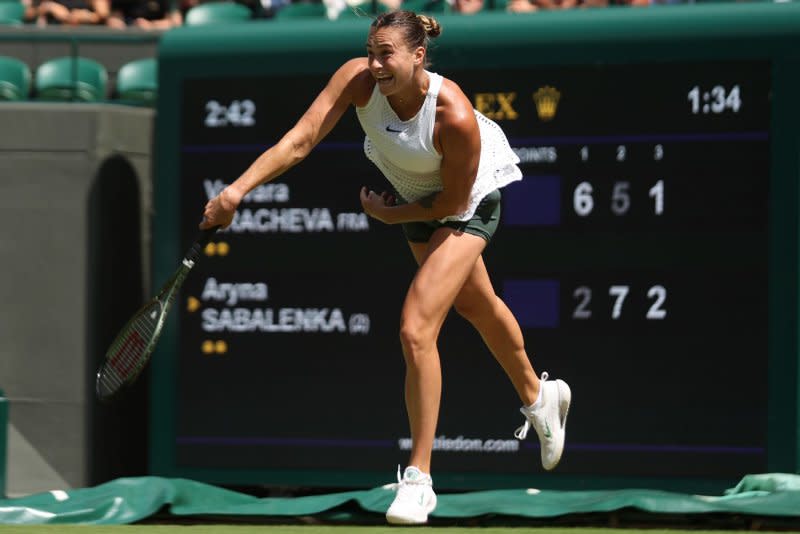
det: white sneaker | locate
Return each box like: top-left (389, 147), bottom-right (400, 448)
top-left (385, 466), bottom-right (437, 525)
top-left (514, 371), bottom-right (571, 470)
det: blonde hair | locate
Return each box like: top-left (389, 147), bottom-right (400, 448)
top-left (415, 13), bottom-right (442, 40)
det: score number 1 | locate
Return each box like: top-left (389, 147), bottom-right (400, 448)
top-left (574, 180), bottom-right (664, 216)
top-left (575, 144), bottom-right (665, 217)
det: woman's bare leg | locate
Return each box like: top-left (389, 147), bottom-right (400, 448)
top-left (400, 228), bottom-right (488, 473)
top-left (452, 255), bottom-right (540, 406)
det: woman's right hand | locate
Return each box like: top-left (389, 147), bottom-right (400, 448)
top-left (200, 187), bottom-right (241, 229)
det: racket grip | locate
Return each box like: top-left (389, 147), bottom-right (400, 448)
top-left (186, 226), bottom-right (220, 264)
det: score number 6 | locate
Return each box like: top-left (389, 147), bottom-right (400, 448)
top-left (574, 180), bottom-right (664, 217)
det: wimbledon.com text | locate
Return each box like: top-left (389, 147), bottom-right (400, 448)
top-left (398, 435), bottom-right (519, 453)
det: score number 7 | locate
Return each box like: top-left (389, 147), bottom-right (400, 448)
top-left (573, 285), bottom-right (668, 320)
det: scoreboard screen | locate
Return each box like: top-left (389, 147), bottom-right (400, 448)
top-left (168, 58), bottom-right (771, 484)
top-left (151, 4), bottom-right (800, 491)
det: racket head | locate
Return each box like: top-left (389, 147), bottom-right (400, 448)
top-left (95, 227), bottom-right (210, 402)
top-left (95, 299), bottom-right (166, 402)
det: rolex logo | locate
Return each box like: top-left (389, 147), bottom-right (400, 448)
top-left (533, 86), bottom-right (560, 122)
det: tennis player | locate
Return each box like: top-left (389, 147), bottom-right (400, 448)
top-left (200, 10), bottom-right (571, 525)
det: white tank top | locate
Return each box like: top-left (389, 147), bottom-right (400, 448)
top-left (356, 71), bottom-right (522, 222)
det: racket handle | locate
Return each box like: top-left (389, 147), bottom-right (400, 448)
top-left (185, 226), bottom-right (220, 264)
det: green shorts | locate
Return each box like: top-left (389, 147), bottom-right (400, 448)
top-left (401, 189), bottom-right (502, 243)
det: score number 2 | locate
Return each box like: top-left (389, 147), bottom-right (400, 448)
top-left (573, 285), bottom-right (667, 320)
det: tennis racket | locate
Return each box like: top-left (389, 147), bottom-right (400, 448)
top-left (95, 226), bottom-right (219, 402)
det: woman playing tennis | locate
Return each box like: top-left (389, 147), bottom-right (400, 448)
top-left (200, 10), bottom-right (571, 525)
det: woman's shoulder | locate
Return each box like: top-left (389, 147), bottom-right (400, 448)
top-left (338, 57), bottom-right (369, 75)
top-left (335, 58), bottom-right (375, 107)
top-left (435, 76), bottom-right (476, 127)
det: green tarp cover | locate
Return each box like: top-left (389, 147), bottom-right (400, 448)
top-left (0, 475), bottom-right (798, 525)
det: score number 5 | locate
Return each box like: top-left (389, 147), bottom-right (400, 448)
top-left (574, 180), bottom-right (664, 216)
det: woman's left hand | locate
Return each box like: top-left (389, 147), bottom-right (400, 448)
top-left (360, 187), bottom-right (395, 224)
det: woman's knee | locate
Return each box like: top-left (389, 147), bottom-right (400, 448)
top-left (399, 312), bottom-right (436, 360)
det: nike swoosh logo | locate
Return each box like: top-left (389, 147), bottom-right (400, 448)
top-left (386, 125), bottom-right (403, 133)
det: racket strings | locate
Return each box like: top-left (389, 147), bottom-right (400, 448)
top-left (96, 252), bottom-right (201, 401)
top-left (100, 311), bottom-right (159, 393)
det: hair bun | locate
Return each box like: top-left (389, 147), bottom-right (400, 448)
top-left (416, 14), bottom-right (441, 38)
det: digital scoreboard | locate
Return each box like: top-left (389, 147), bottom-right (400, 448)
top-left (152, 6), bottom-right (800, 491)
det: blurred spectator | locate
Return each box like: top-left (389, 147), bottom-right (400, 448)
top-left (176, 0), bottom-right (199, 18)
top-left (506, 0), bottom-right (536, 12)
top-left (175, 0), bottom-right (261, 18)
top-left (20, 0), bottom-right (40, 22)
top-left (34, 0), bottom-right (110, 25)
top-left (507, 0), bottom-right (606, 11)
top-left (452, 0), bottom-right (483, 13)
top-left (235, 0), bottom-right (266, 16)
top-left (256, 0), bottom-right (285, 17)
top-left (616, 0), bottom-right (686, 4)
top-left (504, 0), bottom-right (534, 10)
top-left (530, 0), bottom-right (578, 7)
top-left (248, 0), bottom-right (284, 18)
top-left (106, 0), bottom-right (181, 28)
top-left (322, 0), bottom-right (401, 20)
